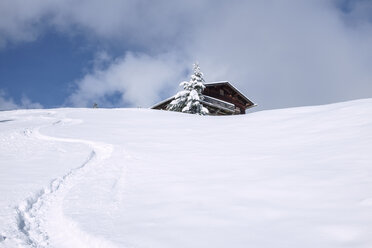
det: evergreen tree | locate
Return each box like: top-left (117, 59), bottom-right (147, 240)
top-left (167, 63), bottom-right (209, 115)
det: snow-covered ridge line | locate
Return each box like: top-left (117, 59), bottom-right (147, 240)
top-left (12, 119), bottom-right (116, 248)
top-left (1, 99), bottom-right (371, 248)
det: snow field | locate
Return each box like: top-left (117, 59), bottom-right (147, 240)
top-left (0, 99), bottom-right (372, 247)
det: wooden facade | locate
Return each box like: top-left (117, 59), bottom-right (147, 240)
top-left (151, 81), bottom-right (255, 115)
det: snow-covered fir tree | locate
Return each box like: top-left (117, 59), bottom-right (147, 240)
top-left (167, 63), bottom-right (209, 115)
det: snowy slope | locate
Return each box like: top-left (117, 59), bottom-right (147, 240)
top-left (0, 99), bottom-right (372, 248)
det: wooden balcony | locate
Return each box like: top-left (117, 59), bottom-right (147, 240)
top-left (201, 95), bottom-right (235, 114)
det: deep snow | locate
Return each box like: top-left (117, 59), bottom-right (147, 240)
top-left (0, 99), bottom-right (372, 248)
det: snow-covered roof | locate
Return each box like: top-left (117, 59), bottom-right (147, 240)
top-left (150, 96), bottom-right (174, 109)
top-left (204, 81), bottom-right (253, 106)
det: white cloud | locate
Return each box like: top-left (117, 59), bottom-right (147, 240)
top-left (0, 90), bottom-right (42, 110)
top-left (1, 0), bottom-right (372, 109)
top-left (191, 0), bottom-right (372, 108)
top-left (20, 95), bottom-right (43, 109)
top-left (0, 91), bottom-right (18, 110)
top-left (0, 0), bottom-right (208, 50)
top-left (0, 0), bottom-right (53, 48)
top-left (68, 52), bottom-right (189, 107)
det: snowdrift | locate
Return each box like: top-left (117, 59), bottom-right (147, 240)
top-left (0, 99), bottom-right (371, 248)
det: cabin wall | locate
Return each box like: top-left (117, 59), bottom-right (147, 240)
top-left (203, 86), bottom-right (246, 114)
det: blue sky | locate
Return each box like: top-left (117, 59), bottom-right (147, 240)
top-left (0, 0), bottom-right (372, 111)
top-left (0, 32), bottom-right (91, 107)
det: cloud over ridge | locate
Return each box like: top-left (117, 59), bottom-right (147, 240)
top-left (0, 90), bottom-right (42, 110)
top-left (1, 0), bottom-right (372, 109)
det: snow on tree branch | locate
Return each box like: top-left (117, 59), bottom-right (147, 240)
top-left (167, 63), bottom-right (209, 115)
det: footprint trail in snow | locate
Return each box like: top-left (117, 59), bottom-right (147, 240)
top-left (9, 116), bottom-right (117, 248)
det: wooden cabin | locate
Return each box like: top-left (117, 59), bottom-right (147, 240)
top-left (151, 81), bottom-right (255, 115)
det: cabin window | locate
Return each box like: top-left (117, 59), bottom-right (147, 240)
top-left (219, 89), bottom-right (224, 96)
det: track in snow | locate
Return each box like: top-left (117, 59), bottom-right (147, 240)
top-left (12, 118), bottom-right (116, 248)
